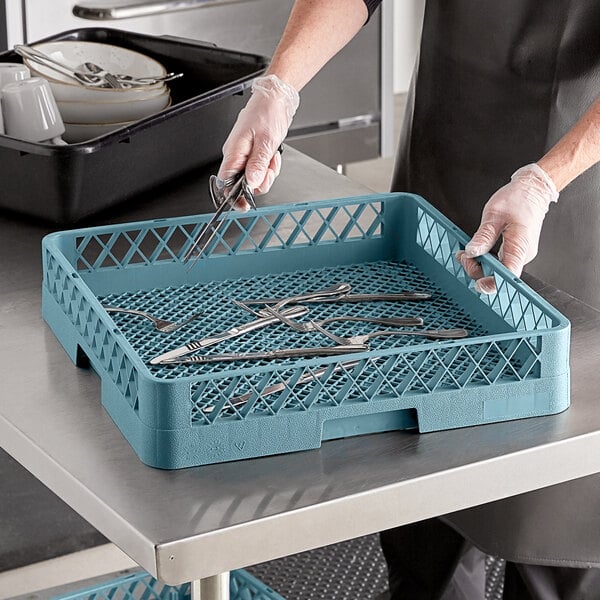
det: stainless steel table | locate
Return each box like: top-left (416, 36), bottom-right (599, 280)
top-left (2, 148), bottom-right (600, 598)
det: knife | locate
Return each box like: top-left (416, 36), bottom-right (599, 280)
top-left (149, 305), bottom-right (309, 365)
top-left (237, 291), bottom-right (432, 305)
top-left (159, 344), bottom-right (369, 365)
top-left (203, 358), bottom-right (365, 413)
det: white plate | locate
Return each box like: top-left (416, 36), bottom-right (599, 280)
top-left (24, 41), bottom-right (167, 102)
top-left (63, 119), bottom-right (136, 143)
top-left (57, 90), bottom-right (171, 124)
top-left (46, 77), bottom-right (167, 102)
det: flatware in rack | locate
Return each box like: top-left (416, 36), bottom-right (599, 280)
top-left (308, 324), bottom-right (470, 346)
top-left (256, 304), bottom-right (466, 344)
top-left (103, 305), bottom-right (203, 333)
top-left (149, 305), bottom-right (309, 365)
top-left (236, 290), bottom-right (432, 306)
top-left (255, 306), bottom-right (424, 333)
top-left (203, 358), bottom-right (365, 413)
top-left (232, 283), bottom-right (353, 317)
top-left (159, 343), bottom-right (369, 365)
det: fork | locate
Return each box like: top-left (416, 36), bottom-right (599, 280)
top-left (258, 304), bottom-right (465, 342)
top-left (78, 62), bottom-right (184, 88)
top-left (78, 62), bottom-right (122, 88)
top-left (103, 306), bottom-right (203, 333)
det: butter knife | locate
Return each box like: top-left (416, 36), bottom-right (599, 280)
top-left (149, 305), bottom-right (309, 365)
top-left (203, 358), bottom-right (364, 413)
top-left (159, 344), bottom-right (369, 365)
top-left (238, 291), bottom-right (432, 305)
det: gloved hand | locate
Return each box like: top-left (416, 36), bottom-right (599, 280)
top-left (456, 163), bottom-right (559, 293)
top-left (217, 74), bottom-right (300, 208)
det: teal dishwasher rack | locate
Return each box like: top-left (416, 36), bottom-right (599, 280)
top-left (42, 193), bottom-right (571, 469)
top-left (51, 569), bottom-right (285, 600)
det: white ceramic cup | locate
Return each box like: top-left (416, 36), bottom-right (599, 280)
top-left (0, 62), bottom-right (30, 90)
top-left (0, 63), bottom-right (30, 135)
top-left (2, 77), bottom-right (66, 143)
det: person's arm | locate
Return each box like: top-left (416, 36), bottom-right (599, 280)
top-left (537, 95), bottom-right (600, 189)
top-left (217, 0), bottom-right (369, 200)
top-left (458, 94), bottom-right (600, 293)
top-left (265, 0), bottom-right (368, 91)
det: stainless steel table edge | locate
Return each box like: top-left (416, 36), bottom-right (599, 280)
top-left (150, 431), bottom-right (600, 583)
top-left (0, 417), bottom-right (157, 577)
top-left (7, 406), bottom-right (600, 584)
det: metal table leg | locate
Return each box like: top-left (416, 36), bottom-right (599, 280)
top-left (190, 572), bottom-right (230, 600)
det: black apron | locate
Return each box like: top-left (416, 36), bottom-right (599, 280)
top-left (391, 0), bottom-right (600, 567)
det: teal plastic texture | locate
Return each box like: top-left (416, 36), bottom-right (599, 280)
top-left (41, 193), bottom-right (571, 469)
top-left (50, 569), bottom-right (285, 600)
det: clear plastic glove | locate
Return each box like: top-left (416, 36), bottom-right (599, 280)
top-left (217, 74), bottom-right (300, 209)
top-left (456, 163), bottom-right (559, 293)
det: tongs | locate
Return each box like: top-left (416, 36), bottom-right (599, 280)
top-left (184, 173), bottom-right (256, 269)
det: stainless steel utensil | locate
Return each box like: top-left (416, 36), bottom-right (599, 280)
top-left (231, 283), bottom-right (353, 318)
top-left (149, 305), bottom-right (309, 365)
top-left (256, 304), bottom-right (464, 343)
top-left (78, 62), bottom-right (122, 88)
top-left (203, 358), bottom-right (365, 413)
top-left (272, 282), bottom-right (352, 310)
top-left (185, 146), bottom-right (283, 268)
top-left (14, 45), bottom-right (110, 87)
top-left (237, 290), bottom-right (432, 305)
top-left (308, 324), bottom-right (470, 345)
top-left (15, 47), bottom-right (182, 90)
top-left (115, 72), bottom-right (184, 85)
top-left (79, 62), bottom-right (183, 87)
top-left (183, 173), bottom-right (256, 268)
top-left (103, 305), bottom-right (203, 333)
top-left (256, 306), bottom-right (424, 333)
top-left (159, 343), bottom-right (369, 365)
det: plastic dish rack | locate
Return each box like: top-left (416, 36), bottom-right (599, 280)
top-left (42, 193), bottom-right (570, 469)
top-left (50, 569), bottom-right (285, 600)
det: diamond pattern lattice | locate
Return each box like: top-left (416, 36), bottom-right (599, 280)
top-left (44, 249), bottom-right (138, 408)
top-left (190, 334), bottom-right (542, 424)
top-left (73, 202), bottom-right (383, 268)
top-left (49, 570), bottom-right (285, 600)
top-left (43, 195), bottom-right (565, 454)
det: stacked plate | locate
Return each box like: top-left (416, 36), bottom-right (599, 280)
top-left (23, 41), bottom-right (172, 143)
